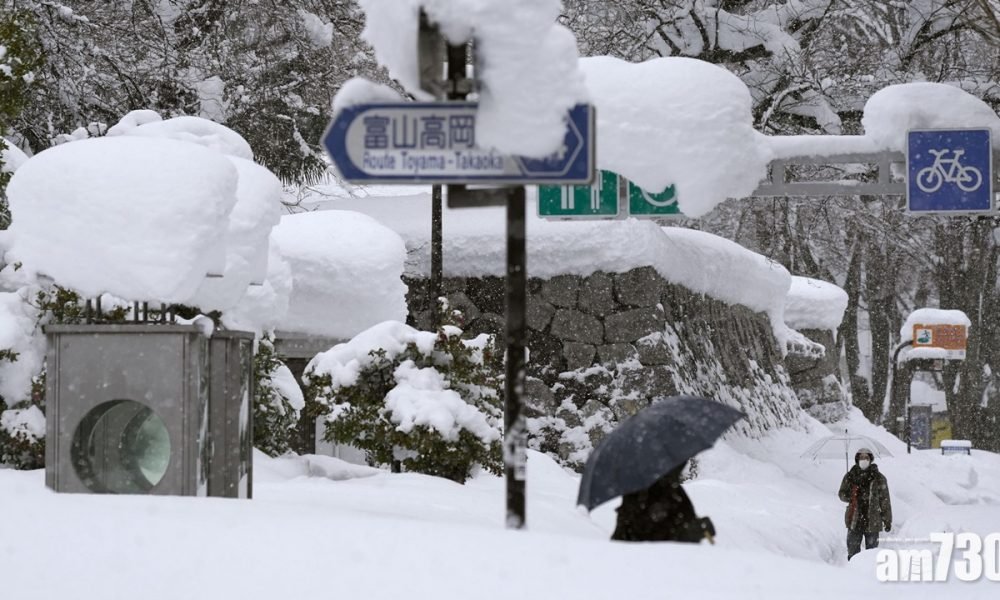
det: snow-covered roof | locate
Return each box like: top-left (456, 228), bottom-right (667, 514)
top-left (5, 136), bottom-right (239, 303)
top-left (271, 210), bottom-right (408, 339)
top-left (580, 56), bottom-right (770, 218)
top-left (783, 276), bottom-right (848, 333)
top-left (354, 0), bottom-right (586, 158)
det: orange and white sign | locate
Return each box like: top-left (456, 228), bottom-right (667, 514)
top-left (912, 323), bottom-right (968, 359)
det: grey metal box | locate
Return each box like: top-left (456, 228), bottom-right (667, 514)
top-left (208, 330), bottom-right (254, 498)
top-left (45, 324), bottom-right (211, 495)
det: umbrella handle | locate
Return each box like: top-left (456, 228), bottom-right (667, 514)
top-left (704, 532), bottom-right (715, 545)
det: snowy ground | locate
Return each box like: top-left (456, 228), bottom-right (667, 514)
top-left (1, 409), bottom-right (997, 599)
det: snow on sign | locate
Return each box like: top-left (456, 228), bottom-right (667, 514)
top-left (323, 102), bottom-right (595, 185)
top-left (906, 129), bottom-right (994, 215)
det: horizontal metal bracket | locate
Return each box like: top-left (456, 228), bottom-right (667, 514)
top-left (753, 151), bottom-right (906, 197)
top-left (446, 184), bottom-right (514, 208)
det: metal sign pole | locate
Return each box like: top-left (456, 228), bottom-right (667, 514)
top-left (505, 186), bottom-right (527, 529)
top-left (418, 12), bottom-right (445, 328)
top-left (416, 11), bottom-right (526, 529)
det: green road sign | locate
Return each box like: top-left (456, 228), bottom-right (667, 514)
top-left (628, 180), bottom-right (682, 216)
top-left (539, 170), bottom-right (619, 218)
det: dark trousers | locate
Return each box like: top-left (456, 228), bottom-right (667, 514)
top-left (847, 529), bottom-right (879, 559)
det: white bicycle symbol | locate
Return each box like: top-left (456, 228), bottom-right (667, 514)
top-left (916, 148), bottom-right (983, 193)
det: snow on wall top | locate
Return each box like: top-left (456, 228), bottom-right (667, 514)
top-left (353, 0), bottom-right (586, 157)
top-left (580, 56), bottom-right (771, 218)
top-left (107, 110), bottom-right (254, 160)
top-left (862, 83), bottom-right (1000, 152)
top-left (900, 308), bottom-right (971, 341)
top-left (5, 136), bottom-right (239, 303)
top-left (298, 188), bottom-right (795, 346)
top-left (784, 276), bottom-right (848, 333)
top-left (271, 210), bottom-right (408, 339)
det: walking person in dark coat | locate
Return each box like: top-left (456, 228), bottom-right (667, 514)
top-left (838, 447), bottom-right (892, 559)
top-left (612, 460), bottom-right (715, 543)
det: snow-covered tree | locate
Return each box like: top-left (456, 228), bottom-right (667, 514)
top-left (6, 0), bottom-right (378, 183)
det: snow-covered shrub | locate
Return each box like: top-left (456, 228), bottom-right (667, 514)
top-left (0, 373), bottom-right (45, 469)
top-left (253, 333), bottom-right (304, 457)
top-left (304, 321), bottom-right (503, 483)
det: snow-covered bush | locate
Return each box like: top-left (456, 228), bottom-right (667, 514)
top-left (253, 334), bottom-right (304, 457)
top-left (304, 321), bottom-right (503, 483)
top-left (0, 373), bottom-right (45, 469)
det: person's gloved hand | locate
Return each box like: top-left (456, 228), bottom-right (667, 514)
top-left (883, 522), bottom-right (891, 532)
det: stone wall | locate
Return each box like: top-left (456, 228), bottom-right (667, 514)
top-left (406, 266), bottom-right (813, 468)
top-left (784, 328), bottom-right (849, 423)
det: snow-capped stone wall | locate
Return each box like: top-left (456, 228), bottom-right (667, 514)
top-left (405, 267), bottom-right (808, 468)
top-left (783, 329), bottom-right (848, 423)
top-left (782, 276), bottom-right (850, 423)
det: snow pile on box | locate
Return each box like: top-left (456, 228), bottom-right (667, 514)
top-left (862, 83), bottom-right (1000, 151)
top-left (107, 109), bottom-right (254, 159)
top-left (272, 211), bottom-right (407, 338)
top-left (899, 307), bottom-right (971, 362)
top-left (190, 156), bottom-right (283, 311)
top-left (222, 238), bottom-right (293, 333)
top-left (784, 276), bottom-right (849, 334)
top-left (354, 0), bottom-right (586, 157)
top-left (580, 56), bottom-right (771, 217)
top-left (4, 136), bottom-right (239, 303)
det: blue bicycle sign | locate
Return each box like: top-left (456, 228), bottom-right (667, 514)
top-left (907, 129), bottom-right (993, 215)
top-left (915, 149), bottom-right (983, 193)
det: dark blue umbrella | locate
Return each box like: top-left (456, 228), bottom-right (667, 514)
top-left (577, 396), bottom-right (745, 511)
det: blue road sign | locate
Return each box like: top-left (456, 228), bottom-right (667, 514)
top-left (322, 102), bottom-right (594, 185)
top-left (907, 129), bottom-right (994, 215)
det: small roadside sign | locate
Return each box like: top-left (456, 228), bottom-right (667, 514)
top-left (907, 129), bottom-right (993, 215)
top-left (912, 323), bottom-right (968, 359)
top-left (538, 170), bottom-right (619, 218)
top-left (539, 171), bottom-right (685, 219)
top-left (628, 181), bottom-right (681, 217)
top-left (322, 102), bottom-right (595, 185)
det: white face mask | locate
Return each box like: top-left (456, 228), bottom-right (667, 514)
top-left (859, 459), bottom-right (871, 470)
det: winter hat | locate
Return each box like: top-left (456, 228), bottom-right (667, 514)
top-left (855, 448), bottom-right (874, 463)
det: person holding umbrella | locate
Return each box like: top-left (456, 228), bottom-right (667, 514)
top-left (838, 447), bottom-right (892, 559)
top-left (611, 460), bottom-right (715, 542)
top-left (577, 396), bottom-right (744, 544)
